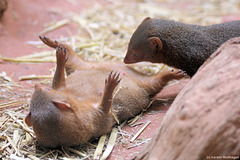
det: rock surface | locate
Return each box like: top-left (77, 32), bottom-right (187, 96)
top-left (136, 37), bottom-right (240, 160)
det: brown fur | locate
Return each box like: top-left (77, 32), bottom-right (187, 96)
top-left (25, 36), bottom-right (185, 147)
top-left (124, 18), bottom-right (240, 76)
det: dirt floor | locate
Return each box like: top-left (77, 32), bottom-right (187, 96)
top-left (0, 0), bottom-right (239, 159)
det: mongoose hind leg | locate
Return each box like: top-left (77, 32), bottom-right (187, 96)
top-left (143, 69), bottom-right (186, 97)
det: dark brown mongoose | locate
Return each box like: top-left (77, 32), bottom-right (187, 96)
top-left (24, 36), bottom-right (185, 148)
top-left (124, 17), bottom-right (240, 76)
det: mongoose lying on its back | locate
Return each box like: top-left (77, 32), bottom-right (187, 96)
top-left (25, 36), bottom-right (185, 148)
top-left (124, 17), bottom-right (240, 76)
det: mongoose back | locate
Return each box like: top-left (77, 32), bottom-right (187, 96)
top-left (25, 36), bottom-right (185, 148)
top-left (124, 18), bottom-right (240, 76)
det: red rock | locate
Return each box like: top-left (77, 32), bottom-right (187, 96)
top-left (136, 37), bottom-right (240, 160)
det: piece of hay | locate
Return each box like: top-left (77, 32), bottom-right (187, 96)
top-left (40, 19), bottom-right (70, 35)
top-left (19, 75), bottom-right (53, 81)
top-left (93, 135), bottom-right (107, 160)
top-left (100, 128), bottom-right (118, 160)
top-left (65, 147), bottom-right (87, 157)
top-left (130, 121), bottom-right (151, 143)
top-left (0, 56), bottom-right (56, 63)
top-left (0, 100), bottom-right (26, 110)
top-left (127, 112), bottom-right (143, 125)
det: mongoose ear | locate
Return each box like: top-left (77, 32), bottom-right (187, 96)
top-left (147, 37), bottom-right (163, 52)
top-left (52, 100), bottom-right (71, 110)
top-left (142, 17), bottom-right (151, 23)
top-left (25, 112), bottom-right (32, 127)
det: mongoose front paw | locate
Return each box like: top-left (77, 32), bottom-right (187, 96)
top-left (105, 70), bottom-right (122, 91)
top-left (56, 45), bottom-right (69, 67)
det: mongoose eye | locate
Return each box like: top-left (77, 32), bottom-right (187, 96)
top-left (134, 53), bottom-right (139, 58)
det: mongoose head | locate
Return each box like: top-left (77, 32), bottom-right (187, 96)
top-left (25, 84), bottom-right (92, 147)
top-left (124, 17), bottom-right (164, 64)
